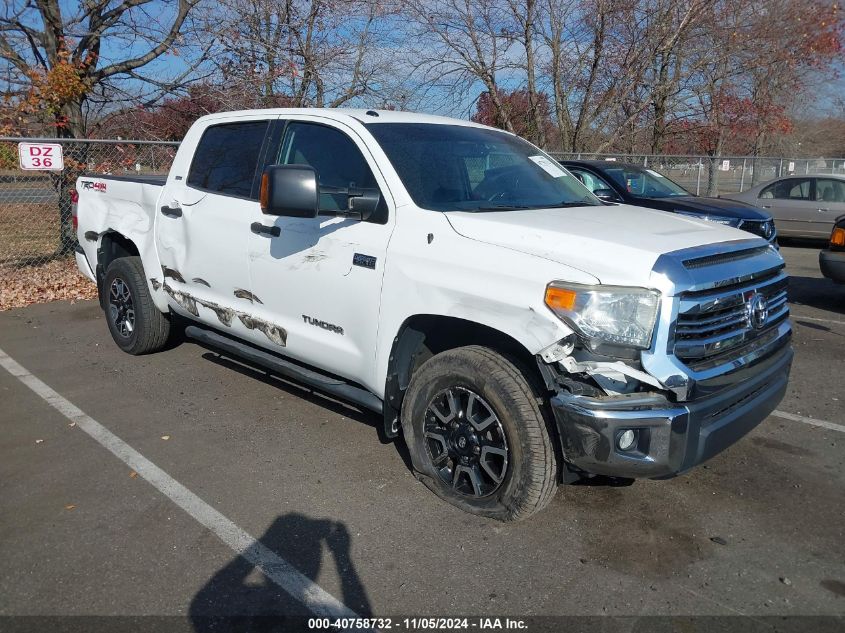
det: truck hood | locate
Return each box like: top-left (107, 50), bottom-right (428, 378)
top-left (445, 204), bottom-right (756, 287)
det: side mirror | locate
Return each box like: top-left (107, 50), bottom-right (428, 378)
top-left (260, 164), bottom-right (319, 218)
top-left (593, 188), bottom-right (619, 202)
top-left (348, 188), bottom-right (383, 222)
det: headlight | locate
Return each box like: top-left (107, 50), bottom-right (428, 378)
top-left (545, 283), bottom-right (660, 349)
top-left (675, 211), bottom-right (739, 227)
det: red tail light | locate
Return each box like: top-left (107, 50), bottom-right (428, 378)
top-left (70, 189), bottom-right (79, 204)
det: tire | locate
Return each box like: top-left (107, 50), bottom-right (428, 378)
top-left (401, 345), bottom-right (557, 521)
top-left (102, 256), bottom-right (171, 355)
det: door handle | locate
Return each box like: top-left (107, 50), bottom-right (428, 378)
top-left (761, 204), bottom-right (772, 209)
top-left (161, 205), bottom-right (182, 218)
top-left (250, 222), bottom-right (281, 237)
top-left (818, 208), bottom-right (829, 213)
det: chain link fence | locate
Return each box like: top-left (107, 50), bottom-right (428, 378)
top-left (0, 137), bottom-right (179, 266)
top-left (549, 152), bottom-right (845, 197)
top-left (0, 138), bottom-right (179, 310)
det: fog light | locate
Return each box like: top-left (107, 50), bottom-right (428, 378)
top-left (617, 429), bottom-right (637, 451)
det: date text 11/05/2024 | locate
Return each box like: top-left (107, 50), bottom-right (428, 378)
top-left (307, 617), bottom-right (528, 630)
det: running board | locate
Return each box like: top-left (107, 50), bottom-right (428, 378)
top-left (185, 325), bottom-right (383, 414)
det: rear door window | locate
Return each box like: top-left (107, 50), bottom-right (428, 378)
top-left (759, 178), bottom-right (811, 200)
top-left (187, 121), bottom-right (269, 199)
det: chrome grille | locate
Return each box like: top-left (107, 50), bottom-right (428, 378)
top-left (674, 272), bottom-right (789, 369)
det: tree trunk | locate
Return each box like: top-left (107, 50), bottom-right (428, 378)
top-left (54, 100), bottom-right (85, 256)
top-left (650, 54), bottom-right (670, 154)
top-left (706, 132), bottom-right (725, 197)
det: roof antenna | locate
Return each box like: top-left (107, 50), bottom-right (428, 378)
top-left (365, 110), bottom-right (379, 117)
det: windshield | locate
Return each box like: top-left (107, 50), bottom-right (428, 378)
top-left (365, 123), bottom-right (599, 211)
top-left (603, 165), bottom-right (690, 198)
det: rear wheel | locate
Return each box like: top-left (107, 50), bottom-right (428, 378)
top-left (402, 346), bottom-right (557, 521)
top-left (103, 256), bottom-right (171, 355)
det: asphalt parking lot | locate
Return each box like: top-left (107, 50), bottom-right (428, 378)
top-left (1, 244), bottom-right (843, 629)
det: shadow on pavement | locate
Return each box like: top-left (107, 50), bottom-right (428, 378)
top-left (190, 513), bottom-right (372, 632)
top-left (787, 275), bottom-right (845, 315)
top-left (197, 350), bottom-right (415, 472)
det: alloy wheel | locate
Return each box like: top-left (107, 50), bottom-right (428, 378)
top-left (108, 277), bottom-right (135, 338)
top-left (423, 386), bottom-right (509, 497)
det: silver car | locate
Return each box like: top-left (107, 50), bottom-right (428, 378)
top-left (725, 174), bottom-right (845, 239)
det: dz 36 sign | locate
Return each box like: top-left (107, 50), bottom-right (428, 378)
top-left (18, 142), bottom-right (64, 171)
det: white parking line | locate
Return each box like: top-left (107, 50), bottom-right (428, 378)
top-left (0, 347), bottom-right (360, 620)
top-left (772, 410), bottom-right (845, 433)
top-left (791, 314), bottom-right (845, 327)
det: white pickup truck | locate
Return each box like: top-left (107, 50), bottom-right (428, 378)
top-left (74, 109), bottom-right (793, 521)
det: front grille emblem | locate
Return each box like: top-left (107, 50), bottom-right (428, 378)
top-left (746, 292), bottom-right (769, 330)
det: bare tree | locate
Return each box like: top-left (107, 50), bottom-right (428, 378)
top-left (206, 0), bottom-right (398, 109)
top-left (1, 0), bottom-right (206, 137)
top-left (402, 0), bottom-right (516, 129)
top-left (501, 0), bottom-right (545, 144)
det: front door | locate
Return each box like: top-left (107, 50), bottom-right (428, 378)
top-left (245, 118), bottom-right (395, 391)
top-left (155, 116), bottom-right (274, 329)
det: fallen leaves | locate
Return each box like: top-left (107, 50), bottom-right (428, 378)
top-left (160, 435), bottom-right (170, 441)
top-left (64, 504), bottom-right (76, 511)
top-left (0, 258), bottom-right (97, 311)
top-left (129, 470), bottom-right (138, 479)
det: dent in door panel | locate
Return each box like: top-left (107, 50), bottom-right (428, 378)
top-left (160, 283), bottom-right (286, 346)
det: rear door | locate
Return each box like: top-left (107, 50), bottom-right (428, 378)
top-left (245, 117), bottom-right (395, 387)
top-left (155, 115), bottom-right (276, 328)
top-left (756, 177), bottom-right (815, 237)
top-left (812, 178), bottom-right (845, 235)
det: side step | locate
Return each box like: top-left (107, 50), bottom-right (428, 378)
top-left (185, 325), bottom-right (383, 414)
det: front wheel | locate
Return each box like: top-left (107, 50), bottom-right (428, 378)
top-left (103, 256), bottom-right (171, 355)
top-left (401, 346), bottom-right (557, 521)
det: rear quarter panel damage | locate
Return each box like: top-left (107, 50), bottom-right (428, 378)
top-left (76, 178), bottom-right (170, 312)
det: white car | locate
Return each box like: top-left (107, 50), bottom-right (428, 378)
top-left (73, 109), bottom-right (793, 521)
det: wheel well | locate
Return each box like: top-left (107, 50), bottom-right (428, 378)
top-left (96, 232), bottom-right (140, 307)
top-left (382, 314), bottom-right (549, 439)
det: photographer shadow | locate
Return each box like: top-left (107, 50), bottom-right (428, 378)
top-left (190, 513), bottom-right (372, 632)
top-left (788, 274), bottom-right (845, 315)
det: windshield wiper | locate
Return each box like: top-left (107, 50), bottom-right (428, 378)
top-left (546, 201), bottom-right (592, 208)
top-left (473, 200), bottom-right (594, 212)
top-left (475, 204), bottom-right (533, 211)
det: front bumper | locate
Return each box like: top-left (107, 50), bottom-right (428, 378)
top-left (819, 249), bottom-right (845, 283)
top-left (550, 343), bottom-right (793, 479)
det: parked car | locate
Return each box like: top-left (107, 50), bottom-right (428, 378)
top-left (819, 215), bottom-right (845, 283)
top-left (560, 160), bottom-right (777, 243)
top-left (724, 174), bottom-right (845, 239)
top-left (73, 109), bottom-right (792, 521)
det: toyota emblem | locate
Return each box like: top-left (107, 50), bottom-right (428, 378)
top-left (747, 293), bottom-right (769, 330)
